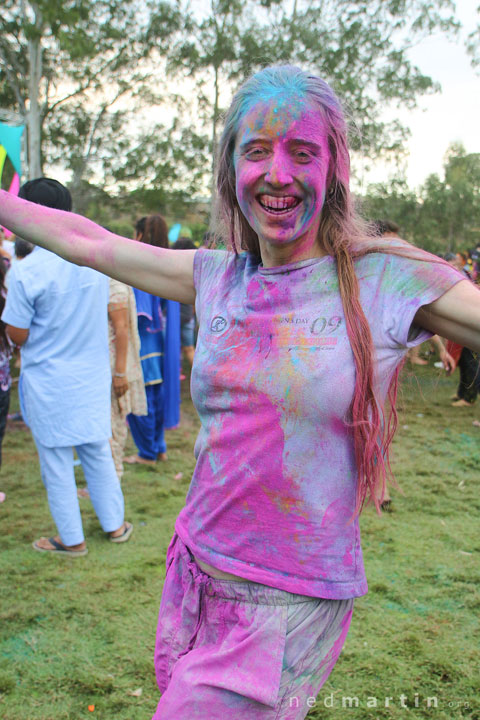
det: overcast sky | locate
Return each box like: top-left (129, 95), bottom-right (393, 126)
top-left (364, 0), bottom-right (479, 190)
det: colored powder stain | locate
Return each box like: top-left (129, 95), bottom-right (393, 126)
top-left (202, 390), bottom-right (309, 528)
top-left (330, 415), bottom-right (348, 437)
top-left (260, 484), bottom-right (303, 515)
top-left (321, 498), bottom-right (349, 530)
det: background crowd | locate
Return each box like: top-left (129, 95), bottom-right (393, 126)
top-left (0, 184), bottom-right (479, 552)
top-left (0, 178), bottom-right (196, 555)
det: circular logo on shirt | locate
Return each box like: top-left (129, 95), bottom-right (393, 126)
top-left (210, 316), bottom-right (228, 333)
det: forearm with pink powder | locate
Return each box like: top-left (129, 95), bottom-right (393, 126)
top-left (0, 188), bottom-right (129, 269)
top-left (0, 189), bottom-right (194, 301)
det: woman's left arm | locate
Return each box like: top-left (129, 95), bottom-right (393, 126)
top-left (414, 280), bottom-right (480, 353)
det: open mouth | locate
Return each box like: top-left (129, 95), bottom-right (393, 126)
top-left (257, 194), bottom-right (301, 215)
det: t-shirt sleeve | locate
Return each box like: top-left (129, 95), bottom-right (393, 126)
top-left (193, 248), bottom-right (232, 326)
top-left (377, 253), bottom-right (466, 349)
top-left (1, 264), bottom-right (35, 329)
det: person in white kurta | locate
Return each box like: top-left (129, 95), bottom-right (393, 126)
top-left (1, 178), bottom-right (131, 555)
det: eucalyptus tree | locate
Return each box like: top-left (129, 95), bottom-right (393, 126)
top-left (0, 0), bottom-right (166, 179)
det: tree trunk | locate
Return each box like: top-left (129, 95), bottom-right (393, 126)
top-left (26, 23), bottom-right (43, 178)
top-left (211, 63), bottom-right (219, 196)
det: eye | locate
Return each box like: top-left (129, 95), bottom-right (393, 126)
top-left (294, 149), bottom-right (313, 163)
top-left (245, 147), bottom-right (268, 160)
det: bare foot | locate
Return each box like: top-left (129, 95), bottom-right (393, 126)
top-left (157, 452), bottom-right (168, 462)
top-left (123, 455), bottom-right (156, 466)
top-left (451, 399), bottom-right (473, 407)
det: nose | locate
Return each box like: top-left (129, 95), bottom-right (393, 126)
top-left (264, 151), bottom-right (293, 186)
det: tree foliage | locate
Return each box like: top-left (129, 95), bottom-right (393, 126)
top-left (0, 0), bottom-right (176, 180)
top-left (0, 0), bottom-right (463, 212)
top-left (149, 0), bottom-right (459, 182)
top-left (466, 3), bottom-right (480, 68)
top-left (361, 144), bottom-right (480, 254)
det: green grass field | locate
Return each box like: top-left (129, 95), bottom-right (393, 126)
top-left (0, 362), bottom-right (479, 720)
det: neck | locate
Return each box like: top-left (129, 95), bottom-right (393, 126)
top-left (259, 233), bottom-right (327, 268)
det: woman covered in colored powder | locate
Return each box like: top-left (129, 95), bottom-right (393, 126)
top-left (0, 66), bottom-right (479, 719)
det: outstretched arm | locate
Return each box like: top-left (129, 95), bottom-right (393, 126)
top-left (0, 190), bottom-right (196, 304)
top-left (414, 280), bottom-right (480, 354)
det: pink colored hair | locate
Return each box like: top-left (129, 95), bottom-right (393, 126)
top-left (214, 65), bottom-right (450, 514)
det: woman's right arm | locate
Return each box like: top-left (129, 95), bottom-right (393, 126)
top-left (0, 190), bottom-right (196, 303)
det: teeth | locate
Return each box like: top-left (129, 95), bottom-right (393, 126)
top-left (259, 195), bottom-right (299, 211)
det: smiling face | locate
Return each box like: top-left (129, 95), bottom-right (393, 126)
top-left (233, 93), bottom-right (330, 266)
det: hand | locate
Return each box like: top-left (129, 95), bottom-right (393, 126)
top-left (439, 349), bottom-right (456, 375)
top-left (113, 375), bottom-right (129, 397)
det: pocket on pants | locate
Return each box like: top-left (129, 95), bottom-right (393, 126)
top-left (179, 594), bottom-right (289, 708)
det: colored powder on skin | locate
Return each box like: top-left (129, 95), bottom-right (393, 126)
top-left (233, 92), bottom-right (330, 265)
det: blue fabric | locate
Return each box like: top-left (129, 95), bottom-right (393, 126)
top-left (2, 247), bottom-right (111, 446)
top-left (134, 288), bottom-right (164, 334)
top-left (128, 383), bottom-right (166, 459)
top-left (137, 313), bottom-right (164, 385)
top-left (163, 299), bottom-right (181, 429)
top-left (168, 223), bottom-right (182, 245)
top-left (0, 122), bottom-right (25, 175)
top-left (133, 288), bottom-right (180, 429)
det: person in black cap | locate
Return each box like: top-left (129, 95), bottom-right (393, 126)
top-left (2, 178), bottom-right (132, 556)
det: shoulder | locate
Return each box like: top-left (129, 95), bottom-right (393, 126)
top-left (353, 245), bottom-right (464, 316)
top-left (194, 248), bottom-right (252, 288)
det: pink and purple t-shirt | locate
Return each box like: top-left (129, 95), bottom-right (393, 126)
top-left (175, 248), bottom-right (463, 599)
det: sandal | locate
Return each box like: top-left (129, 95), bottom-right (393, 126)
top-left (110, 522), bottom-right (133, 543)
top-left (32, 537), bottom-right (88, 557)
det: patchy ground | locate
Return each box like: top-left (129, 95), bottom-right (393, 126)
top-left (0, 361), bottom-right (478, 719)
